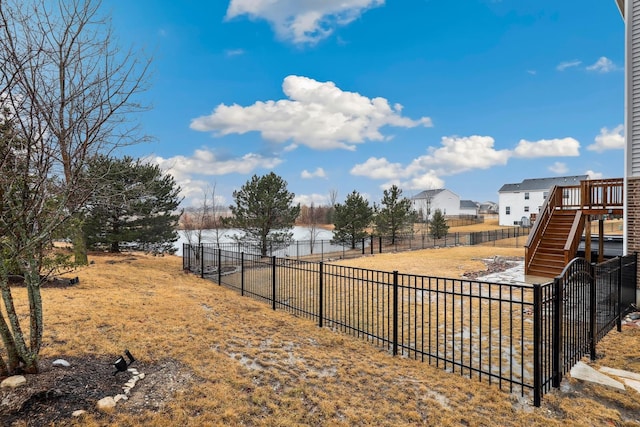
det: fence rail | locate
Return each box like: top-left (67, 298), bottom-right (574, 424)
top-left (183, 244), bottom-right (637, 407)
top-left (190, 227), bottom-right (530, 262)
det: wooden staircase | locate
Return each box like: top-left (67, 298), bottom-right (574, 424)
top-left (524, 178), bottom-right (623, 278)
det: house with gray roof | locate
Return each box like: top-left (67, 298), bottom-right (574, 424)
top-left (411, 188), bottom-right (460, 221)
top-left (498, 175), bottom-right (588, 226)
top-left (459, 200), bottom-right (479, 216)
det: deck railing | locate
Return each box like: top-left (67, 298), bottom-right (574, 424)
top-left (525, 178), bottom-right (623, 274)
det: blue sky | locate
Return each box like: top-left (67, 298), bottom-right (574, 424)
top-left (107, 0), bottom-right (625, 208)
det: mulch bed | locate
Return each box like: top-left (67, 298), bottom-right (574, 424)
top-left (1, 356), bottom-right (194, 426)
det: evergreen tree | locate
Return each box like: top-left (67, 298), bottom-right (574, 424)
top-left (429, 209), bottom-right (449, 239)
top-left (225, 172), bottom-right (300, 256)
top-left (374, 185), bottom-right (415, 244)
top-left (83, 156), bottom-right (183, 253)
top-left (332, 191), bottom-right (374, 249)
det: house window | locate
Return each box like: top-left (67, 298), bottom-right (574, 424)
top-left (524, 192), bottom-right (530, 200)
top-left (506, 206), bottom-right (511, 215)
top-left (524, 206), bottom-right (529, 212)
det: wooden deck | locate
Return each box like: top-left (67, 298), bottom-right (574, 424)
top-left (524, 178), bottom-right (623, 277)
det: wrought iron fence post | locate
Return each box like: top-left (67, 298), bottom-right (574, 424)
top-left (379, 236), bottom-right (382, 254)
top-left (272, 255), bottom-right (276, 310)
top-left (362, 238), bottom-right (365, 255)
top-left (200, 244), bottom-right (204, 279)
top-left (552, 277), bottom-right (563, 388)
top-left (393, 270), bottom-right (399, 356)
top-left (241, 252), bottom-right (245, 296)
top-left (217, 249), bottom-right (222, 285)
top-left (533, 283), bottom-right (542, 407)
top-left (589, 262), bottom-right (597, 360)
top-left (319, 262), bottom-right (324, 328)
top-left (617, 256), bottom-right (623, 332)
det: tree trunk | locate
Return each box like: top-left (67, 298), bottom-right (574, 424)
top-left (71, 217), bottom-right (88, 265)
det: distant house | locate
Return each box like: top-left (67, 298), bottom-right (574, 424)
top-left (459, 200), bottom-right (479, 216)
top-left (411, 189), bottom-right (460, 221)
top-left (478, 201), bottom-right (499, 215)
top-left (498, 175), bottom-right (588, 226)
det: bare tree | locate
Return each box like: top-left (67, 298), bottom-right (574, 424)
top-left (0, 0), bottom-right (150, 375)
top-left (207, 183), bottom-right (225, 247)
top-left (327, 188), bottom-right (339, 223)
top-left (299, 202), bottom-right (323, 254)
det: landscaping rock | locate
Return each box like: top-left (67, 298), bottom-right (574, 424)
top-left (71, 410), bottom-right (87, 417)
top-left (96, 396), bottom-right (116, 411)
top-left (1, 375), bottom-right (27, 389)
top-left (53, 359), bottom-right (71, 367)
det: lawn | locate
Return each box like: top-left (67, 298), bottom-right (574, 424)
top-left (1, 247), bottom-right (640, 426)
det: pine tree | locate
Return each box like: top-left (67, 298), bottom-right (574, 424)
top-left (225, 172), bottom-right (300, 256)
top-left (332, 191), bottom-right (374, 249)
top-left (374, 185), bottom-right (415, 244)
top-left (429, 209), bottom-right (449, 239)
top-left (83, 156), bottom-right (182, 253)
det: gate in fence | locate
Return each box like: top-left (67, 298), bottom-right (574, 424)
top-left (545, 255), bottom-right (637, 396)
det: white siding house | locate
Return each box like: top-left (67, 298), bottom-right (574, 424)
top-left (459, 200), bottom-right (479, 216)
top-left (411, 189), bottom-right (460, 221)
top-left (498, 175), bottom-right (588, 226)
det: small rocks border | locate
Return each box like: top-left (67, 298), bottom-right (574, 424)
top-left (622, 310), bottom-right (640, 327)
top-left (92, 367), bottom-right (145, 414)
top-left (462, 256), bottom-right (523, 280)
top-left (0, 356), bottom-right (145, 420)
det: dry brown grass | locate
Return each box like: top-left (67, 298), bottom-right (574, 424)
top-left (4, 248), bottom-right (640, 426)
top-left (331, 245), bottom-right (523, 277)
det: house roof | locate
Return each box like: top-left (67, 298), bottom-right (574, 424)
top-left (460, 200), bottom-right (479, 209)
top-left (498, 175), bottom-right (589, 193)
top-left (616, 0), bottom-right (624, 18)
top-left (411, 189), bottom-right (445, 200)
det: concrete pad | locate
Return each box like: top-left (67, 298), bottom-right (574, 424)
top-left (570, 361), bottom-right (626, 391)
top-left (622, 378), bottom-right (640, 394)
top-left (599, 366), bottom-right (640, 382)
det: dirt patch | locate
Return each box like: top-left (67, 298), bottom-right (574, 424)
top-left (1, 356), bottom-right (195, 426)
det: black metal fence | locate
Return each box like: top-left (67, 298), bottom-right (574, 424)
top-left (183, 245), bottom-right (637, 407)
top-left (190, 227), bottom-right (530, 262)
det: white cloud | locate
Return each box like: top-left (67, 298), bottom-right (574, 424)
top-left (405, 171), bottom-right (445, 191)
top-left (225, 48), bottom-right (245, 57)
top-left (586, 170), bottom-right (604, 179)
top-left (586, 56), bottom-right (617, 73)
top-left (153, 148), bottom-right (281, 186)
top-left (191, 75), bottom-right (431, 151)
top-left (588, 124), bottom-right (624, 152)
top-left (548, 162), bottom-right (568, 174)
top-left (350, 157), bottom-right (406, 179)
top-left (152, 149), bottom-right (282, 205)
top-left (349, 133), bottom-right (585, 191)
top-left (556, 60), bottom-right (582, 71)
top-left (294, 193), bottom-right (330, 206)
top-left (301, 167), bottom-right (327, 179)
top-left (225, 0), bottom-right (384, 44)
top-left (526, 70), bottom-right (536, 75)
top-left (409, 135), bottom-right (511, 175)
top-left (513, 137), bottom-right (580, 158)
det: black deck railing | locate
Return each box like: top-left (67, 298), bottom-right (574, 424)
top-left (183, 245), bottom-right (637, 407)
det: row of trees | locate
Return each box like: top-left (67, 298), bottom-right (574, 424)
top-left (218, 172), bottom-right (449, 256)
